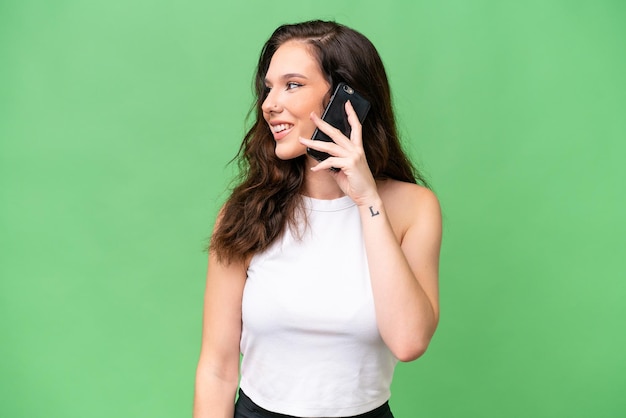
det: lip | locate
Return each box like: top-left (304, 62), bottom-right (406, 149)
top-left (269, 120), bottom-right (295, 141)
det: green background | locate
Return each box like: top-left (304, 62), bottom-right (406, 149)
top-left (1, 0), bottom-right (625, 417)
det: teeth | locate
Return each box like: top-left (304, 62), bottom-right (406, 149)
top-left (272, 123), bottom-right (293, 133)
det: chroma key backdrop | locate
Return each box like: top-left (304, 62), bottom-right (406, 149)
top-left (1, 1), bottom-right (625, 417)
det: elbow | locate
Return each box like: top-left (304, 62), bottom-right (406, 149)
top-left (195, 356), bottom-right (240, 391)
top-left (384, 314), bottom-right (439, 362)
top-left (391, 341), bottom-right (430, 362)
top-left (388, 329), bottom-right (436, 362)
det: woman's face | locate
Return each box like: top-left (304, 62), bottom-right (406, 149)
top-left (262, 40), bottom-right (331, 160)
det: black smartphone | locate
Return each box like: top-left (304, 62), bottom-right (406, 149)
top-left (306, 82), bottom-right (371, 162)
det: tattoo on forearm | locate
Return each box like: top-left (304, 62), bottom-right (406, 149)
top-left (369, 206), bottom-right (380, 217)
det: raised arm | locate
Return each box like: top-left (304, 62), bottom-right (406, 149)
top-left (359, 184), bottom-right (441, 361)
top-left (301, 101), bottom-right (442, 361)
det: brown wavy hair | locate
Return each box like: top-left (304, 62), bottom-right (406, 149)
top-left (210, 20), bottom-right (429, 263)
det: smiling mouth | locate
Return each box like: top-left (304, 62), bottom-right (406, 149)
top-left (271, 123), bottom-right (294, 133)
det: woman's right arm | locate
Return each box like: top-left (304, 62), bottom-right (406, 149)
top-left (193, 241), bottom-right (247, 417)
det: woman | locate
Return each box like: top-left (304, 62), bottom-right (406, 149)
top-left (194, 20), bottom-right (442, 418)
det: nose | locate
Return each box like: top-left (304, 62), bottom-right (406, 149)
top-left (261, 89), bottom-right (282, 114)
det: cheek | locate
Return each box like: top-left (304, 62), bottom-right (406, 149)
top-left (301, 94), bottom-right (325, 116)
top-left (298, 117), bottom-right (317, 137)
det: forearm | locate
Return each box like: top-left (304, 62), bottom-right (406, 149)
top-left (358, 197), bottom-right (438, 361)
top-left (193, 365), bottom-right (238, 418)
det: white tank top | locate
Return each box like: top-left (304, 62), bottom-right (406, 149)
top-left (240, 195), bottom-right (397, 417)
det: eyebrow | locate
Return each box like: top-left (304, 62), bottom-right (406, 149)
top-left (264, 73), bottom-right (309, 84)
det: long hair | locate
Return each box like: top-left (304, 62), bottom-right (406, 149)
top-left (210, 20), bottom-right (429, 263)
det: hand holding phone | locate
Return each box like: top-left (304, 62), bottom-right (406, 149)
top-left (306, 83), bottom-right (370, 162)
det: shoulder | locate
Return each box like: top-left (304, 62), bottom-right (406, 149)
top-left (378, 179), bottom-right (440, 214)
top-left (211, 203), bottom-right (254, 270)
top-left (377, 179), bottom-right (441, 242)
top-left (378, 179), bottom-right (437, 204)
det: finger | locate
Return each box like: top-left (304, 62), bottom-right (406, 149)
top-left (310, 156), bottom-right (345, 173)
top-left (309, 112), bottom-right (352, 147)
top-left (344, 100), bottom-right (363, 146)
top-left (299, 136), bottom-right (349, 158)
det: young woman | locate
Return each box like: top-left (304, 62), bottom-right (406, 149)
top-left (194, 20), bottom-right (442, 418)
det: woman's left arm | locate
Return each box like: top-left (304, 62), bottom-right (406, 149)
top-left (358, 187), bottom-right (441, 362)
top-left (300, 101), bottom-right (442, 361)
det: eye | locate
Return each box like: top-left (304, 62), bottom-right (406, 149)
top-left (286, 82), bottom-right (302, 90)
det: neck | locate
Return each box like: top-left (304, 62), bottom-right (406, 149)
top-left (302, 157), bottom-right (345, 200)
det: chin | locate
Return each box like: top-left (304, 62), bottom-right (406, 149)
top-left (274, 144), bottom-right (307, 161)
